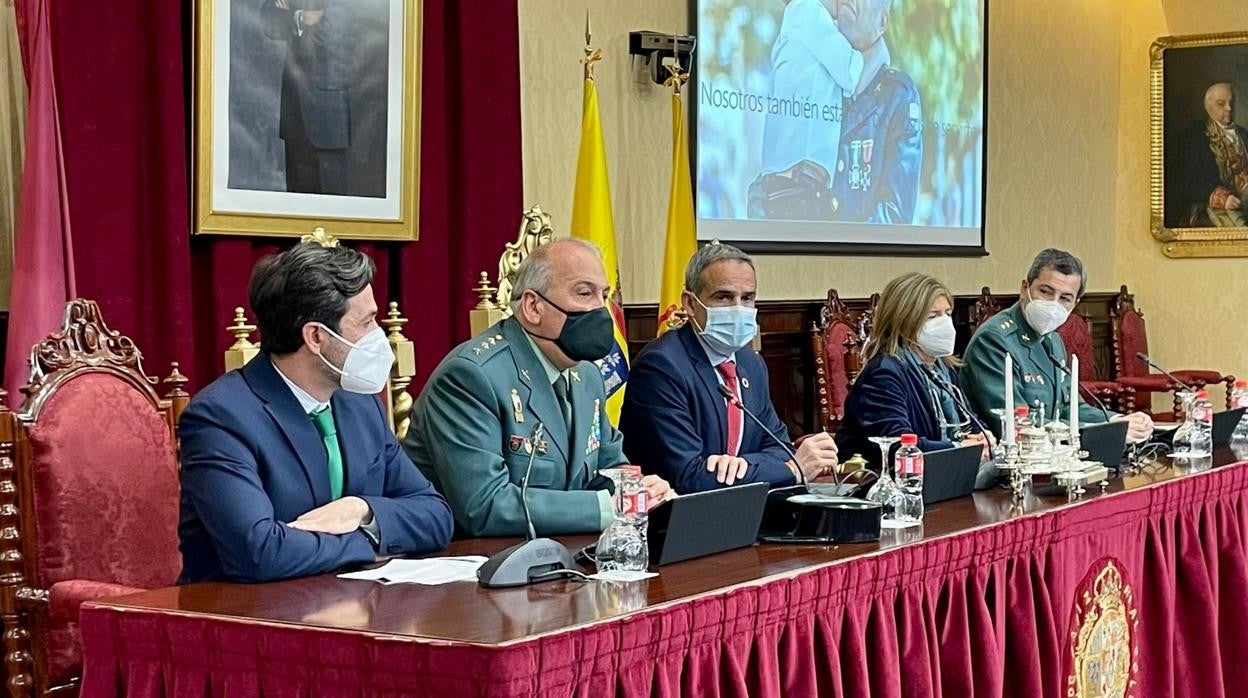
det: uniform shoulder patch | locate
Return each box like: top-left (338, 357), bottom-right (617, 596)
top-left (460, 333), bottom-right (508, 364)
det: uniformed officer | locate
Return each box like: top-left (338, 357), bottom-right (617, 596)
top-left (961, 249), bottom-right (1154, 443)
top-left (403, 239), bottom-right (674, 537)
top-left (829, 63), bottom-right (922, 224)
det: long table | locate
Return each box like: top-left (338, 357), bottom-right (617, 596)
top-left (80, 447), bottom-right (1248, 697)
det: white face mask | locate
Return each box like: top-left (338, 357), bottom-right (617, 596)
top-left (315, 324), bottom-right (394, 394)
top-left (1022, 287), bottom-right (1072, 336)
top-left (916, 314), bottom-right (956, 358)
top-left (691, 295), bottom-right (758, 356)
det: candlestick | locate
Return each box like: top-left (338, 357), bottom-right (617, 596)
top-left (1003, 352), bottom-right (1015, 445)
top-left (1069, 354), bottom-right (1079, 439)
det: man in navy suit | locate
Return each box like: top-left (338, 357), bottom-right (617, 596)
top-left (178, 243), bottom-right (452, 583)
top-left (620, 243), bottom-right (840, 493)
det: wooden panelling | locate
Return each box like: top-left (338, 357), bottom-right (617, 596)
top-left (625, 292), bottom-right (1118, 436)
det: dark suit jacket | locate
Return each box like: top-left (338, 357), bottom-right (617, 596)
top-left (835, 354), bottom-right (980, 468)
top-left (261, 0), bottom-right (388, 152)
top-left (620, 325), bottom-right (797, 493)
top-left (178, 356), bottom-right (453, 583)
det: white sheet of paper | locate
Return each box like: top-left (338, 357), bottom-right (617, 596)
top-left (338, 556), bottom-right (488, 585)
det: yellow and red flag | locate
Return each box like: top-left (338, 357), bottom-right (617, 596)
top-left (657, 87), bottom-right (696, 336)
top-left (569, 68), bottom-right (629, 425)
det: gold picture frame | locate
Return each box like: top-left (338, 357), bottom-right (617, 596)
top-left (193, 0), bottom-right (421, 240)
top-left (1150, 32), bottom-right (1248, 258)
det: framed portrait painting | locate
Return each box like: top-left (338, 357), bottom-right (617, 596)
top-left (194, 0), bottom-right (421, 240)
top-left (1151, 32), bottom-right (1248, 257)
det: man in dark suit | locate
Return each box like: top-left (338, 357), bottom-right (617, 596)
top-left (178, 243), bottom-right (452, 583)
top-left (620, 243), bottom-right (840, 493)
top-left (261, 0), bottom-right (388, 196)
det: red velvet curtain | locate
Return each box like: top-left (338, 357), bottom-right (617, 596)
top-left (79, 463), bottom-right (1248, 697)
top-left (41, 0), bottom-right (521, 393)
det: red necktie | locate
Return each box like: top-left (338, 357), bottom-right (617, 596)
top-left (717, 361), bottom-right (743, 456)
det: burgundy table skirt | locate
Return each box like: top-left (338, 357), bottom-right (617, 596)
top-left (80, 462), bottom-right (1248, 697)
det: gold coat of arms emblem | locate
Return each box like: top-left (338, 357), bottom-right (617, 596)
top-left (1067, 559), bottom-right (1139, 698)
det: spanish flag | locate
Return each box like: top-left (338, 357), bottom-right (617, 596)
top-left (657, 89), bottom-right (697, 336)
top-left (569, 73), bottom-right (629, 425)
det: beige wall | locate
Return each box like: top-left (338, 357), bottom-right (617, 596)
top-left (520, 0), bottom-right (1124, 303)
top-left (520, 0), bottom-right (1248, 396)
top-left (1115, 0), bottom-right (1248, 392)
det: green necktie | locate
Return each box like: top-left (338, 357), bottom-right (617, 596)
top-left (310, 406), bottom-right (344, 500)
top-left (554, 375), bottom-right (572, 429)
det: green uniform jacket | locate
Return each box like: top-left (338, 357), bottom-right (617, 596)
top-left (961, 303), bottom-right (1115, 438)
top-left (403, 317), bottom-right (623, 537)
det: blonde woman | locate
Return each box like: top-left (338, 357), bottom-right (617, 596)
top-left (835, 273), bottom-right (993, 472)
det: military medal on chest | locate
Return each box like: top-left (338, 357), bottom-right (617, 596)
top-left (586, 399), bottom-right (601, 454)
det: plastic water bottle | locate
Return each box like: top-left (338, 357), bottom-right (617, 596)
top-left (895, 434), bottom-right (924, 525)
top-left (1231, 380), bottom-right (1248, 443)
top-left (1014, 407), bottom-right (1032, 442)
top-left (1189, 390), bottom-right (1214, 457)
top-left (595, 467), bottom-right (649, 572)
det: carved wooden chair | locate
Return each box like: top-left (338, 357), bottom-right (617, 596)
top-left (970, 286), bottom-right (1001, 330)
top-left (856, 292), bottom-right (881, 347)
top-left (469, 205), bottom-right (555, 336)
top-left (811, 290), bottom-right (862, 434)
top-left (1056, 310), bottom-right (1129, 412)
top-left (1110, 285), bottom-right (1234, 417)
top-left (0, 299), bottom-right (189, 695)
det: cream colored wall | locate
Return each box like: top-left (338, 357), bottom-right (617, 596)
top-left (1115, 0), bottom-right (1248, 395)
top-left (519, 0), bottom-right (1125, 303)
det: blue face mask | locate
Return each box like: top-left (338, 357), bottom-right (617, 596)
top-left (692, 295), bottom-right (758, 356)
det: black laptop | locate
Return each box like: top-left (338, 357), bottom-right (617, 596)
top-left (922, 445), bottom-right (981, 505)
top-left (647, 481), bottom-right (769, 565)
top-left (1080, 420), bottom-right (1129, 468)
top-left (1214, 407), bottom-right (1246, 446)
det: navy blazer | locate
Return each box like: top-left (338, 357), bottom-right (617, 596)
top-left (620, 324), bottom-right (797, 492)
top-left (835, 354), bottom-right (981, 468)
top-left (178, 356), bottom-right (453, 583)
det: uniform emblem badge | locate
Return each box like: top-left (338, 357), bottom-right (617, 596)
top-left (508, 435), bottom-right (526, 453)
top-left (511, 389), bottom-right (524, 424)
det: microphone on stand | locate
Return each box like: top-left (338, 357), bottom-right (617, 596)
top-left (919, 363), bottom-right (993, 437)
top-left (477, 422), bottom-right (581, 587)
top-left (717, 383), bottom-right (807, 489)
top-left (1136, 352), bottom-right (1195, 392)
top-left (1041, 341), bottom-right (1113, 423)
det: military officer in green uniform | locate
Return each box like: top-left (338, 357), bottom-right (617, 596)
top-left (403, 239), bottom-right (674, 537)
top-left (962, 249), bottom-right (1154, 442)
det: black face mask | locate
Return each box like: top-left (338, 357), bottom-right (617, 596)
top-left (526, 291), bottom-right (615, 362)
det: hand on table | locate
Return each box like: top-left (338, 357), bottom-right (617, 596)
top-left (1113, 412), bottom-right (1154, 443)
top-left (640, 474), bottom-right (677, 504)
top-left (287, 496), bottom-right (371, 535)
top-left (794, 432), bottom-right (839, 481)
top-left (960, 432), bottom-right (992, 461)
top-left (705, 454), bottom-right (749, 485)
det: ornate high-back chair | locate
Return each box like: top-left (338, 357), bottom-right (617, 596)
top-left (1110, 284), bottom-right (1234, 417)
top-left (1056, 310), bottom-right (1129, 412)
top-left (857, 292), bottom-right (881, 345)
top-left (0, 299), bottom-right (189, 694)
top-left (469, 206), bottom-right (555, 336)
top-left (970, 286), bottom-right (1001, 330)
top-left (811, 290), bottom-right (860, 434)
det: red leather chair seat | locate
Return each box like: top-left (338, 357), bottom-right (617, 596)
top-left (46, 579), bottom-right (146, 685)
